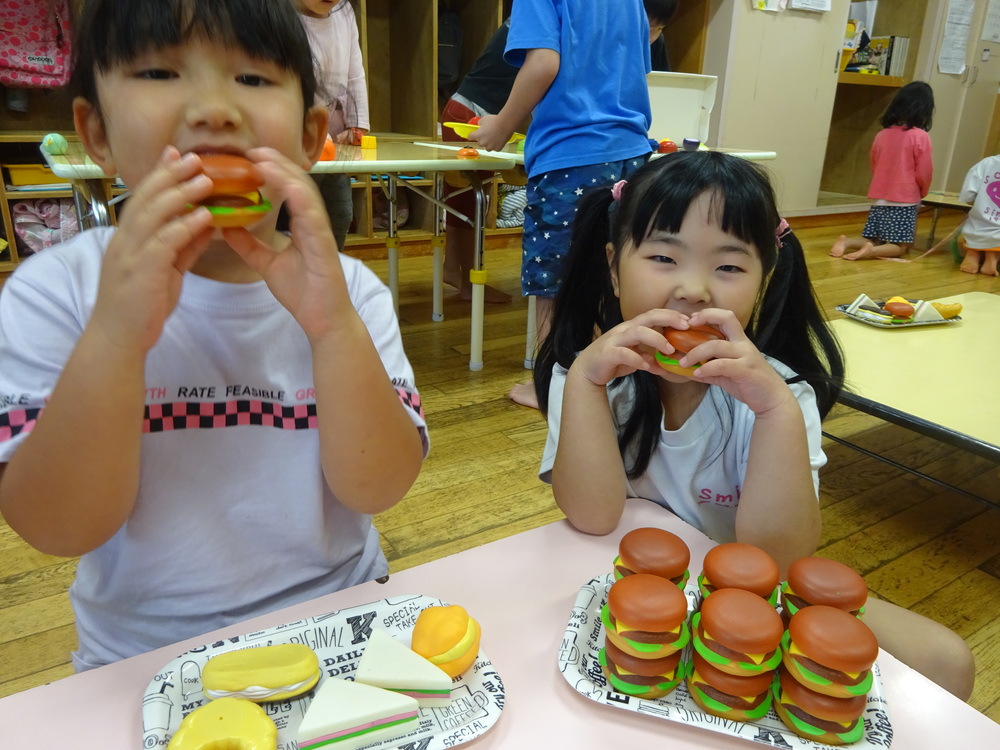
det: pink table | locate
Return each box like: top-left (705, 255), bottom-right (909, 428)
top-left (1, 499), bottom-right (996, 748)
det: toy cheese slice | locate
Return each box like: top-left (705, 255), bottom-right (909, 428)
top-left (355, 628), bottom-right (453, 707)
top-left (297, 678), bottom-right (419, 750)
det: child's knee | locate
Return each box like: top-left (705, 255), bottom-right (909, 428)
top-left (929, 626), bottom-right (975, 701)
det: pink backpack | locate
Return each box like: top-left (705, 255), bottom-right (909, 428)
top-left (0, 0), bottom-right (72, 88)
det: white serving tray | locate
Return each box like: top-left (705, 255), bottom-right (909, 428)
top-left (558, 574), bottom-right (893, 749)
top-left (142, 594), bottom-right (503, 750)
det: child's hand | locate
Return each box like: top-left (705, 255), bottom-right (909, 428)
top-left (467, 114), bottom-right (512, 152)
top-left (91, 147), bottom-right (215, 353)
top-left (571, 309), bottom-right (691, 387)
top-left (685, 308), bottom-right (792, 416)
top-left (221, 147), bottom-right (353, 343)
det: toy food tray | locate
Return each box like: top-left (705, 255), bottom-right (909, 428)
top-left (837, 293), bottom-right (961, 329)
top-left (442, 121), bottom-right (525, 142)
top-left (142, 594), bottom-right (504, 750)
top-left (558, 574), bottom-right (893, 749)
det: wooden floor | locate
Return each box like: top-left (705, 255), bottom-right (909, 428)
top-left (2, 207), bottom-right (1000, 723)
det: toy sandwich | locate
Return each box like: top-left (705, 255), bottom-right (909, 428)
top-left (355, 628), bottom-right (453, 706)
top-left (201, 643), bottom-right (320, 702)
top-left (297, 678), bottom-right (419, 750)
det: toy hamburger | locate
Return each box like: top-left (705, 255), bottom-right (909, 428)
top-left (613, 527), bottom-right (690, 588)
top-left (411, 604), bottom-right (481, 678)
top-left (599, 638), bottom-right (687, 699)
top-left (195, 153), bottom-right (272, 228)
top-left (781, 605), bottom-right (878, 698)
top-left (601, 573), bottom-right (690, 659)
top-left (698, 542), bottom-right (780, 606)
top-left (692, 587), bottom-right (783, 676)
top-left (772, 667), bottom-right (867, 745)
top-left (687, 651), bottom-right (773, 722)
top-left (654, 325), bottom-right (724, 376)
top-left (781, 556), bottom-right (868, 619)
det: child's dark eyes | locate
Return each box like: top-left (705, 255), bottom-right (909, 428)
top-left (651, 255), bottom-right (676, 264)
top-left (137, 68), bottom-right (176, 80)
top-left (236, 74), bottom-right (271, 87)
top-left (717, 264), bottom-right (745, 273)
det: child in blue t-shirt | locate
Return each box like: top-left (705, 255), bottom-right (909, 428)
top-left (472, 0), bottom-right (653, 409)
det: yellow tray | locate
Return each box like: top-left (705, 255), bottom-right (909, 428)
top-left (6, 163), bottom-right (70, 187)
top-left (443, 121), bottom-right (525, 142)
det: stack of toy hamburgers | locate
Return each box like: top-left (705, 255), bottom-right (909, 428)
top-left (599, 527), bottom-right (692, 699)
top-left (688, 543), bottom-right (785, 722)
top-left (772, 557), bottom-right (878, 745)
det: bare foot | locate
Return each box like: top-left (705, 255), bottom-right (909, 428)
top-left (508, 381), bottom-right (539, 410)
top-left (981, 252), bottom-right (999, 276)
top-left (960, 249), bottom-right (982, 275)
top-left (829, 235), bottom-right (849, 257)
top-left (843, 242), bottom-right (876, 261)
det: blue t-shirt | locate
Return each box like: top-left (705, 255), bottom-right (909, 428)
top-left (505, 0), bottom-right (652, 176)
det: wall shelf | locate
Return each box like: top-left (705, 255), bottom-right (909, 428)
top-left (837, 72), bottom-right (905, 87)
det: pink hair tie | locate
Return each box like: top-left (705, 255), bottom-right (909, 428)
top-left (611, 179), bottom-right (627, 202)
top-left (775, 218), bottom-right (791, 242)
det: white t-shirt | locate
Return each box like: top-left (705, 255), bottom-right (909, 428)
top-left (539, 360), bottom-right (826, 544)
top-left (0, 227), bottom-right (427, 669)
top-left (959, 155), bottom-right (1000, 250)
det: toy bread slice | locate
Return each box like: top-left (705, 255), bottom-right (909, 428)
top-left (356, 628), bottom-right (453, 707)
top-left (202, 643), bottom-right (320, 702)
top-left (297, 678), bottom-right (419, 750)
top-left (166, 696), bottom-right (277, 750)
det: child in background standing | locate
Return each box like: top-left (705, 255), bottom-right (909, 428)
top-left (0, 0), bottom-right (426, 670)
top-left (536, 150), bottom-right (974, 701)
top-left (647, 0), bottom-right (678, 72)
top-left (831, 81), bottom-right (934, 260)
top-left (298, 0), bottom-right (370, 251)
top-left (472, 0), bottom-right (654, 409)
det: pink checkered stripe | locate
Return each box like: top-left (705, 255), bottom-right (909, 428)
top-left (0, 407), bottom-right (41, 442)
top-left (143, 400), bottom-right (318, 433)
top-left (397, 387), bottom-right (424, 420)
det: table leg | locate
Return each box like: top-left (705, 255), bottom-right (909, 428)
top-left (467, 173), bottom-right (487, 371)
top-left (524, 295), bottom-right (536, 370)
top-left (385, 177), bottom-right (400, 314)
top-left (72, 179), bottom-right (112, 229)
top-left (927, 206), bottom-right (940, 248)
top-left (432, 174), bottom-right (445, 322)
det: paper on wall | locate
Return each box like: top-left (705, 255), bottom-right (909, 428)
top-left (983, 0), bottom-right (1000, 43)
top-left (939, 0), bottom-right (975, 74)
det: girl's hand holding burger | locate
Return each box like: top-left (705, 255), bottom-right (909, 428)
top-left (92, 147), bottom-right (215, 354)
top-left (221, 147), bottom-right (357, 346)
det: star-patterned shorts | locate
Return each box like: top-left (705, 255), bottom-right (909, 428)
top-left (521, 155), bottom-right (649, 297)
top-left (862, 203), bottom-right (919, 244)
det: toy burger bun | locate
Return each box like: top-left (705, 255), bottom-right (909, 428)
top-left (781, 556), bottom-right (868, 618)
top-left (773, 667), bottom-right (867, 745)
top-left (197, 153), bottom-right (271, 228)
top-left (614, 526), bottom-right (691, 588)
top-left (654, 325), bottom-right (724, 376)
top-left (782, 605), bottom-right (878, 698)
top-left (602, 573), bottom-right (690, 659)
top-left (687, 651), bottom-right (774, 722)
top-left (599, 637), bottom-right (686, 699)
top-left (698, 542), bottom-right (780, 605)
top-left (411, 604), bottom-right (481, 678)
top-left (201, 643), bottom-right (320, 702)
top-left (166, 697), bottom-right (277, 750)
top-left (692, 588), bottom-right (783, 676)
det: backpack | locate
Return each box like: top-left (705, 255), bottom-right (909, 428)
top-left (437, 10), bottom-right (463, 95)
top-left (0, 0), bottom-right (72, 88)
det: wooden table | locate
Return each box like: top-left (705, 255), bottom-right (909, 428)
top-left (1, 498), bottom-right (995, 749)
top-left (41, 141), bottom-right (516, 372)
top-left (828, 292), bottom-right (1000, 499)
top-left (921, 190), bottom-right (972, 247)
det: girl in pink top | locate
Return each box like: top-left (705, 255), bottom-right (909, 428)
top-left (830, 81), bottom-right (934, 260)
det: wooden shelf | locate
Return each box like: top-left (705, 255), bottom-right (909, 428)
top-left (838, 72), bottom-right (905, 87)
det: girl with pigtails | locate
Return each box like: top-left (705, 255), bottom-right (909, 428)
top-left (533, 150), bottom-right (974, 701)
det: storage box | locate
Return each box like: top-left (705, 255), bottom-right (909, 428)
top-left (5, 163), bottom-right (70, 187)
top-left (646, 72), bottom-right (718, 145)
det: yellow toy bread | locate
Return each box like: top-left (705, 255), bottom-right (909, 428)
top-left (166, 697), bottom-right (277, 750)
top-left (411, 605), bottom-right (481, 678)
top-left (202, 643), bottom-right (320, 702)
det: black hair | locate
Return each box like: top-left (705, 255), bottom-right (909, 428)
top-left (880, 81), bottom-right (934, 131)
top-left (534, 151), bottom-right (844, 479)
top-left (70, 0), bottom-right (318, 113)
top-left (643, 0), bottom-right (679, 25)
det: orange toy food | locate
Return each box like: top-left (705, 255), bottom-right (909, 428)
top-left (772, 665), bottom-right (867, 745)
top-left (613, 527), bottom-right (690, 588)
top-left (781, 556), bottom-right (868, 619)
top-left (457, 147), bottom-right (480, 159)
top-left (781, 605), bottom-right (878, 699)
top-left (657, 139), bottom-right (678, 153)
top-left (698, 542), bottom-right (780, 605)
top-left (600, 635), bottom-right (686, 699)
top-left (602, 573), bottom-right (690, 659)
top-left (654, 325), bottom-right (724, 376)
top-left (883, 300), bottom-right (914, 319)
top-left (692, 588), bottom-right (783, 677)
top-left (196, 154), bottom-right (271, 228)
top-left (320, 135), bottom-right (337, 161)
top-left (411, 604), bottom-right (481, 678)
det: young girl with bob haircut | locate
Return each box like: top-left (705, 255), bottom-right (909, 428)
top-left (535, 151), bottom-right (974, 700)
top-left (0, 0), bottom-right (426, 670)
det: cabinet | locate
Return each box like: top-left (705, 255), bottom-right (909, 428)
top-left (0, 0), bottom-right (510, 274)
